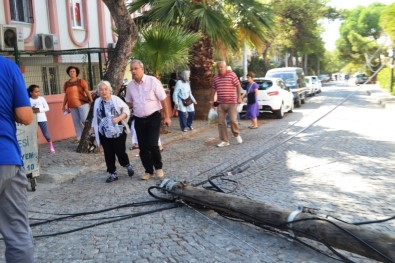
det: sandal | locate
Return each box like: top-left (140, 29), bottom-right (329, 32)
top-left (248, 126), bottom-right (258, 129)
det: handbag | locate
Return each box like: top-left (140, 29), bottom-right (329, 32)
top-left (182, 96), bottom-right (193, 107)
top-left (247, 92), bottom-right (256, 104)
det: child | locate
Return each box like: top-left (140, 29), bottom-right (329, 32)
top-left (28, 84), bottom-right (55, 153)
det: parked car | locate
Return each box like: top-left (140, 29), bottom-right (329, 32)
top-left (265, 67), bottom-right (308, 108)
top-left (318, 74), bottom-right (330, 83)
top-left (354, 73), bottom-right (368, 85)
top-left (241, 77), bottom-right (294, 119)
top-left (305, 76), bottom-right (322, 96)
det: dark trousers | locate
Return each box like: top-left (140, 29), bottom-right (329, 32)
top-left (99, 132), bottom-right (130, 174)
top-left (134, 111), bottom-right (162, 174)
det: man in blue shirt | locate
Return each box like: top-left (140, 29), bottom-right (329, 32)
top-left (0, 56), bottom-right (34, 263)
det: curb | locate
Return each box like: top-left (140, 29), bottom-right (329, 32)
top-left (37, 121), bottom-right (212, 185)
top-left (365, 85), bottom-right (395, 110)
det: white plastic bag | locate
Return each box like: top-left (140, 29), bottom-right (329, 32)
top-left (208, 108), bottom-right (218, 124)
top-left (236, 103), bottom-right (244, 113)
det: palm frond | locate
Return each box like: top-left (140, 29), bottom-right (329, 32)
top-left (132, 24), bottom-right (201, 75)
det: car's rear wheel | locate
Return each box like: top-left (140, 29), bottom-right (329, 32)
top-left (294, 96), bottom-right (301, 108)
top-left (274, 104), bottom-right (284, 119)
top-left (301, 94), bottom-right (306, 104)
top-left (288, 101), bottom-right (294, 113)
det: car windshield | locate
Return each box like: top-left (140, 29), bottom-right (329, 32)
top-left (266, 72), bottom-right (295, 81)
top-left (242, 80), bottom-right (273, 91)
top-left (266, 72), bottom-right (296, 86)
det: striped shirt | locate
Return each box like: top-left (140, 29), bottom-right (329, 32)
top-left (212, 71), bottom-right (240, 104)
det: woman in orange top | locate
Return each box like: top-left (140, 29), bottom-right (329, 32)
top-left (62, 66), bottom-right (93, 142)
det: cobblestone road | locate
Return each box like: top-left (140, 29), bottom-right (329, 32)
top-left (1, 82), bottom-right (394, 263)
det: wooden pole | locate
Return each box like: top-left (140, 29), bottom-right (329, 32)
top-left (166, 182), bottom-right (395, 262)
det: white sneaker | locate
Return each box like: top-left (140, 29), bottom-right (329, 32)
top-left (235, 135), bottom-right (243, 144)
top-left (217, 141), bottom-right (230, 147)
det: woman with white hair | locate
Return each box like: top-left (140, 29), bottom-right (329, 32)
top-left (92, 80), bottom-right (134, 183)
top-left (172, 70), bottom-right (197, 132)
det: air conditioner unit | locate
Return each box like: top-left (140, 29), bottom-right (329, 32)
top-left (0, 25), bottom-right (24, 51)
top-left (39, 34), bottom-right (59, 51)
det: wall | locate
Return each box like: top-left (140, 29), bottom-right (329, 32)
top-left (37, 94), bottom-right (76, 144)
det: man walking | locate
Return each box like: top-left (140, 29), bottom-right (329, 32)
top-left (0, 56), bottom-right (34, 262)
top-left (210, 61), bottom-right (243, 147)
top-left (125, 59), bottom-right (171, 180)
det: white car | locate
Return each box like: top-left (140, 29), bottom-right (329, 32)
top-left (305, 76), bottom-right (322, 95)
top-left (241, 77), bottom-right (294, 119)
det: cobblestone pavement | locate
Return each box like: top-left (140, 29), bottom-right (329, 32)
top-left (1, 82), bottom-right (394, 263)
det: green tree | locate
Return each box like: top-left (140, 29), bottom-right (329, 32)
top-left (380, 3), bottom-right (395, 92)
top-left (132, 24), bottom-right (200, 79)
top-left (268, 0), bottom-right (328, 70)
top-left (128, 0), bottom-right (273, 119)
top-left (336, 3), bottom-right (386, 73)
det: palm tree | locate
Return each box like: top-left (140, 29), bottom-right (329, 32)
top-left (128, 0), bottom-right (273, 119)
top-left (132, 24), bottom-right (200, 79)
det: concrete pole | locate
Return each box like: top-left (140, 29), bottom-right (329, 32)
top-left (164, 181), bottom-right (395, 263)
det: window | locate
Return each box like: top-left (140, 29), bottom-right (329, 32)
top-left (70, 0), bottom-right (83, 28)
top-left (41, 67), bottom-right (60, 95)
top-left (10, 0), bottom-right (33, 23)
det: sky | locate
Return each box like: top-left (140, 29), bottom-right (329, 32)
top-left (322, 0), bottom-right (394, 51)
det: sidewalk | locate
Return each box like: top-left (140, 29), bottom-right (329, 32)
top-left (36, 117), bottom-right (213, 185)
top-left (364, 83), bottom-right (395, 110)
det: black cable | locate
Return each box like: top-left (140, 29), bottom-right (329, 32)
top-left (353, 215), bottom-right (395, 226)
top-left (280, 217), bottom-right (395, 263)
top-left (214, 208), bottom-right (355, 262)
top-left (33, 205), bottom-right (179, 239)
top-left (30, 213), bottom-right (137, 222)
top-left (29, 200), bottom-right (165, 216)
top-left (29, 200), bottom-right (170, 227)
top-left (147, 186), bottom-right (179, 202)
top-left (256, 223), bottom-right (350, 262)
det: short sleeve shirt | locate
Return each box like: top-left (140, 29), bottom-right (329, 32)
top-left (0, 56), bottom-right (31, 166)
top-left (212, 71), bottom-right (240, 104)
top-left (63, 79), bottom-right (89, 108)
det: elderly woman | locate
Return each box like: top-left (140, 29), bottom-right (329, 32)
top-left (172, 70), bottom-right (197, 132)
top-left (92, 80), bottom-right (134, 183)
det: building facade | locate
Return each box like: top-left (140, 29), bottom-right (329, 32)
top-left (0, 0), bottom-right (118, 143)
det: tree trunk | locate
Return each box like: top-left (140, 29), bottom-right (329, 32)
top-left (102, 0), bottom-right (138, 94)
top-left (189, 35), bottom-right (214, 120)
top-left (77, 0), bottom-right (138, 153)
top-left (261, 42), bottom-right (271, 73)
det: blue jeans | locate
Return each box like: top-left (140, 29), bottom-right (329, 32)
top-left (178, 111), bottom-right (195, 130)
top-left (70, 103), bottom-right (90, 139)
top-left (0, 165), bottom-right (34, 263)
top-left (38, 121), bottom-right (51, 142)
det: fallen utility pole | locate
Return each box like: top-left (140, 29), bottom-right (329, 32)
top-left (160, 180), bottom-right (395, 263)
